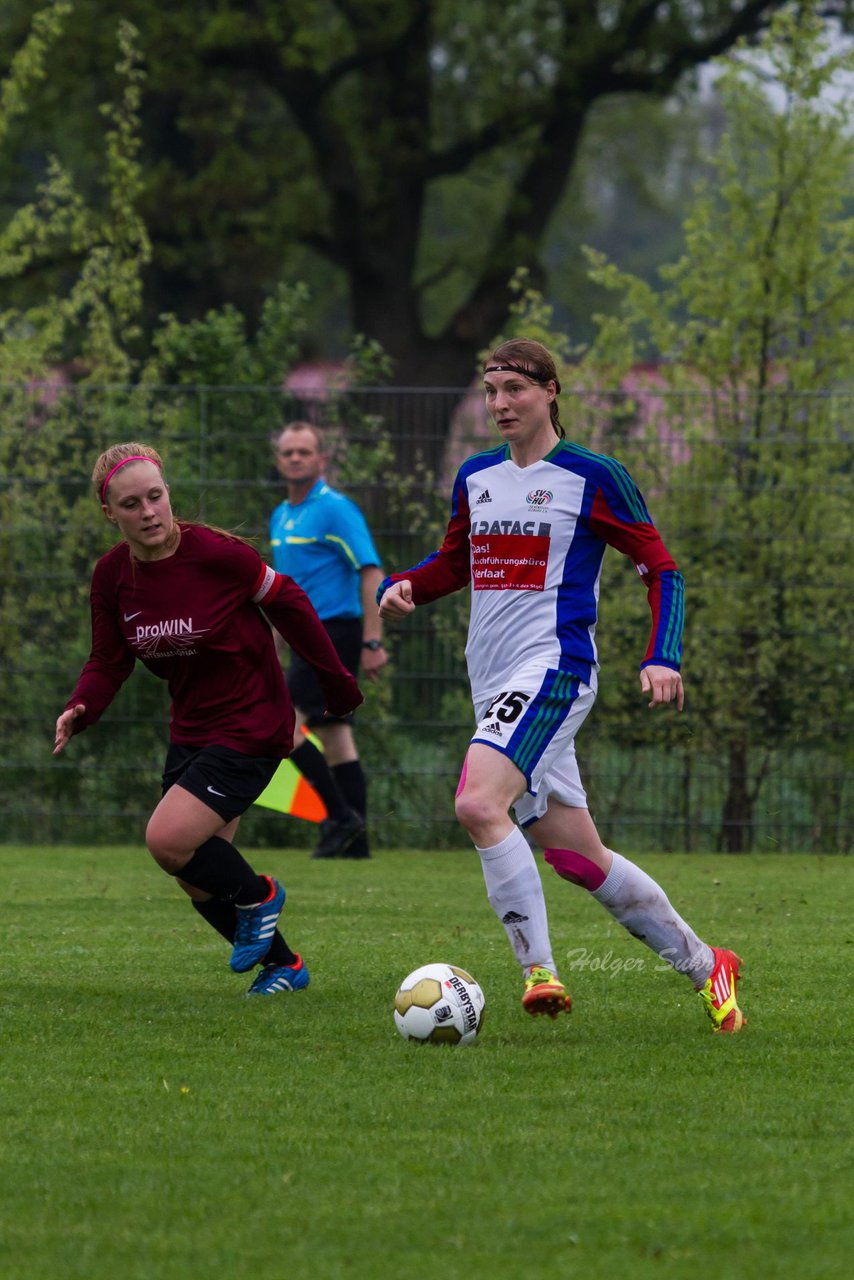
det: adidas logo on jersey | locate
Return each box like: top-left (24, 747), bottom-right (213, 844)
top-left (480, 721), bottom-right (503, 736)
top-left (476, 489), bottom-right (492, 504)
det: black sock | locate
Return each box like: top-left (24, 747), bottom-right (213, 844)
top-left (331, 760), bottom-right (367, 818)
top-left (192, 897), bottom-right (236, 942)
top-left (178, 835), bottom-right (269, 905)
top-left (192, 900), bottom-right (298, 966)
top-left (290, 741), bottom-right (350, 820)
top-left (265, 933), bottom-right (299, 967)
top-left (333, 760), bottom-right (370, 857)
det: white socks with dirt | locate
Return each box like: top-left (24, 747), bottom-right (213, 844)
top-left (592, 851), bottom-right (714, 985)
top-left (476, 828), bottom-right (556, 975)
top-left (478, 832), bottom-right (714, 986)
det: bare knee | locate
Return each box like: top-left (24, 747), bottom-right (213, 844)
top-left (455, 789), bottom-right (505, 842)
top-left (145, 817), bottom-right (191, 874)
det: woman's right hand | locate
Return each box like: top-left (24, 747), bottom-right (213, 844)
top-left (378, 579), bottom-right (416, 619)
top-left (54, 704), bottom-right (86, 755)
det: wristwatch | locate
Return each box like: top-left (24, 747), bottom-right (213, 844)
top-left (362, 640), bottom-right (384, 651)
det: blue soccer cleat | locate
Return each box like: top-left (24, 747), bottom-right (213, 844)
top-left (246, 954), bottom-right (310, 996)
top-left (230, 876), bottom-right (286, 973)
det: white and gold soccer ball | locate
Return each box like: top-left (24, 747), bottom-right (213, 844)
top-left (393, 963), bottom-right (485, 1045)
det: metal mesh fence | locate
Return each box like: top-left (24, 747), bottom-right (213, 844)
top-left (1, 381), bottom-right (851, 852)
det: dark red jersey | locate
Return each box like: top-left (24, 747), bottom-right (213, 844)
top-left (64, 524), bottom-right (362, 756)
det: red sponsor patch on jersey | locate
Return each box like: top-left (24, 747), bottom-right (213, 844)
top-left (470, 534), bottom-right (549, 591)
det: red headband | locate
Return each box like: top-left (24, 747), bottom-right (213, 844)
top-left (100, 455), bottom-right (161, 504)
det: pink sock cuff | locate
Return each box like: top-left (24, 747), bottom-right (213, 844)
top-left (544, 848), bottom-right (607, 891)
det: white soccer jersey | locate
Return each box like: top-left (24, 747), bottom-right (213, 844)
top-left (381, 440), bottom-right (684, 704)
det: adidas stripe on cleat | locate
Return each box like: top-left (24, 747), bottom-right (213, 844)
top-left (696, 947), bottom-right (746, 1034)
top-left (246, 955), bottom-right (310, 996)
top-left (522, 966), bottom-right (572, 1019)
top-left (230, 876), bottom-right (285, 973)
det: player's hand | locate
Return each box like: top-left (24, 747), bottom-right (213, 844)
top-left (54, 703), bottom-right (86, 755)
top-left (360, 644), bottom-right (388, 681)
top-left (639, 666), bottom-right (684, 711)
top-left (378, 580), bottom-right (415, 619)
top-left (324, 677), bottom-right (364, 719)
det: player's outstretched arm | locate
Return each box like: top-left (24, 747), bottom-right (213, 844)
top-left (53, 703), bottom-right (86, 755)
top-left (379, 580), bottom-right (416, 620)
top-left (639, 665), bottom-right (684, 712)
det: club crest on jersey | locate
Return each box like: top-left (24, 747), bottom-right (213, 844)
top-left (526, 488), bottom-right (553, 506)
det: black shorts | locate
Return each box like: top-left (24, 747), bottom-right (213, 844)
top-left (161, 743), bottom-right (280, 824)
top-left (287, 615), bottom-right (361, 728)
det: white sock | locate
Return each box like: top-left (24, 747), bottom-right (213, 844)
top-left (476, 828), bottom-right (556, 975)
top-left (592, 851), bottom-right (714, 985)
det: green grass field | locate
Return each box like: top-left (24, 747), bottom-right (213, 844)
top-left (0, 846), bottom-right (850, 1280)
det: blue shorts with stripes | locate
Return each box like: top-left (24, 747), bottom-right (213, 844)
top-left (471, 670), bottom-right (596, 826)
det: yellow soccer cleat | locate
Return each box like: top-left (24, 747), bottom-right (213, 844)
top-left (697, 947), bottom-right (746, 1034)
top-left (522, 966), bottom-right (572, 1019)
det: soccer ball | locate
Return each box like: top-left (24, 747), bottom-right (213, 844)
top-left (393, 963), bottom-right (485, 1046)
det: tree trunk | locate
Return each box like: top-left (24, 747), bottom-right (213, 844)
top-left (720, 737), bottom-right (753, 853)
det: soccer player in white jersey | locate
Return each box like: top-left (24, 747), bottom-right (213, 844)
top-left (378, 338), bottom-right (745, 1033)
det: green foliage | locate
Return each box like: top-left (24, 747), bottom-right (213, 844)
top-left (0, 17), bottom-right (151, 381)
top-left (0, 0), bottom-right (814, 387)
top-left (583, 11), bottom-right (854, 391)
top-left (142, 282), bottom-right (312, 388)
top-left (0, 0), bottom-right (72, 147)
top-left (580, 8), bottom-right (854, 848)
top-left (1, 6), bottom-right (850, 855)
top-left (478, 11), bottom-right (854, 850)
top-left (0, 8), bottom-right (403, 822)
top-left (487, 266), bottom-right (582, 375)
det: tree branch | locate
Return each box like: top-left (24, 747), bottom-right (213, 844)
top-left (599, 0), bottom-right (789, 96)
top-left (426, 108), bottom-right (550, 179)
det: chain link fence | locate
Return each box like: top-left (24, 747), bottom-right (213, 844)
top-left (1, 381), bottom-right (851, 852)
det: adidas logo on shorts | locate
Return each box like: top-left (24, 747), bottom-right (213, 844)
top-left (480, 721), bottom-right (502, 736)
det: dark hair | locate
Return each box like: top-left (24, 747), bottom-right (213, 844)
top-left (271, 421), bottom-right (327, 454)
top-left (484, 339), bottom-right (564, 439)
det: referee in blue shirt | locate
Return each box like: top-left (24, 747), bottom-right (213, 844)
top-left (270, 422), bottom-right (387, 858)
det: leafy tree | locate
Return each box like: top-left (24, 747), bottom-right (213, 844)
top-left (0, 9), bottom-right (149, 382)
top-left (2, 0), bottom-right (851, 391)
top-left (579, 7), bottom-right (854, 849)
top-left (0, 16), bottom-right (308, 838)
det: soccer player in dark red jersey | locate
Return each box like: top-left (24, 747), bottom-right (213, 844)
top-left (54, 442), bottom-right (363, 996)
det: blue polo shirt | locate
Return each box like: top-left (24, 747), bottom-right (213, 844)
top-left (269, 478), bottom-right (381, 621)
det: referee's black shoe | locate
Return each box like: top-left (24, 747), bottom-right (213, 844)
top-left (311, 810), bottom-right (365, 859)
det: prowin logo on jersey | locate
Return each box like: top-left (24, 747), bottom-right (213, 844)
top-left (132, 617), bottom-right (209, 657)
top-left (476, 489), bottom-right (492, 505)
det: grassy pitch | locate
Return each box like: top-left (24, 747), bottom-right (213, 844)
top-left (0, 847), bottom-right (850, 1280)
